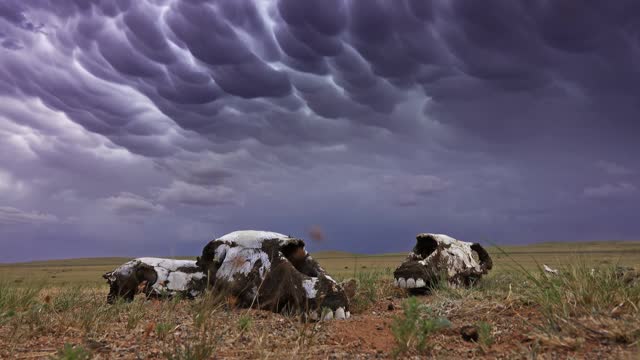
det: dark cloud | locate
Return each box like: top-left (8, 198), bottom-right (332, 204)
top-left (101, 192), bottom-right (165, 216)
top-left (156, 181), bottom-right (239, 207)
top-left (584, 183), bottom-right (637, 199)
top-left (0, 206), bottom-right (58, 225)
top-left (1, 0), bottom-right (639, 261)
top-left (595, 161), bottom-right (634, 176)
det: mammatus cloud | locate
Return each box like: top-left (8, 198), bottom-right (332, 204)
top-left (0, 0), bottom-right (639, 261)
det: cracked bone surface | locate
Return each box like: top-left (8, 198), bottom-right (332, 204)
top-left (393, 233), bottom-right (493, 291)
top-left (197, 230), bottom-right (350, 319)
top-left (103, 258), bottom-right (206, 303)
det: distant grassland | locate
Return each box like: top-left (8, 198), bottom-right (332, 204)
top-left (1, 241), bottom-right (639, 287)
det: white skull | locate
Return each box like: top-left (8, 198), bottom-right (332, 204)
top-left (393, 233), bottom-right (493, 291)
top-left (198, 230), bottom-right (350, 320)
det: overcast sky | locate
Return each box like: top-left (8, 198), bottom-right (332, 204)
top-left (1, 0), bottom-right (639, 262)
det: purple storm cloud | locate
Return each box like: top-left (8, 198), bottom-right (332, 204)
top-left (1, 0), bottom-right (639, 262)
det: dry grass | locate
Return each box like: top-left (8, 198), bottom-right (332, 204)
top-left (1, 241), bottom-right (639, 359)
top-left (3, 240), bottom-right (639, 285)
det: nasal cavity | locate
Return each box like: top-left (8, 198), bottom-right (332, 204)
top-left (414, 235), bottom-right (438, 258)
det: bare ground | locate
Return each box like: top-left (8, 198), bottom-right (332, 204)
top-left (1, 286), bottom-right (638, 359)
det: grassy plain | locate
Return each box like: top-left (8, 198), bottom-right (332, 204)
top-left (0, 241), bottom-right (639, 359)
top-left (2, 241), bottom-right (638, 285)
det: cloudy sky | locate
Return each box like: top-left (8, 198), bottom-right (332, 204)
top-left (1, 0), bottom-right (639, 262)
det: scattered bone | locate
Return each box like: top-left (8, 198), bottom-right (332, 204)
top-left (103, 258), bottom-right (206, 303)
top-left (543, 264), bottom-right (559, 275)
top-left (393, 233), bottom-right (493, 291)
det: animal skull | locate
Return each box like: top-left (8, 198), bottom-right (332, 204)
top-left (197, 230), bottom-right (350, 320)
top-left (393, 233), bottom-right (492, 291)
top-left (103, 258), bottom-right (206, 303)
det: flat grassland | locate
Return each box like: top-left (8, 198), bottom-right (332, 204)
top-left (2, 241), bottom-right (638, 285)
top-left (1, 241), bottom-right (639, 359)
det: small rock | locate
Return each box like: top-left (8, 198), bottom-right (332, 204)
top-left (387, 303), bottom-right (395, 311)
top-left (460, 325), bottom-right (479, 342)
top-left (376, 324), bottom-right (384, 331)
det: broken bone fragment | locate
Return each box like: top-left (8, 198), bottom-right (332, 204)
top-left (197, 230), bottom-right (351, 320)
top-left (393, 233), bottom-right (493, 291)
top-left (103, 258), bottom-right (206, 303)
top-left (543, 264), bottom-right (559, 275)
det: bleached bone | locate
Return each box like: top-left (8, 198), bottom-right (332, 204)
top-left (197, 230), bottom-right (350, 320)
top-left (103, 258), bottom-right (206, 303)
top-left (393, 233), bottom-right (493, 291)
top-left (543, 264), bottom-right (559, 275)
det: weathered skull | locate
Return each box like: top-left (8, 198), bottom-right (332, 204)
top-left (197, 230), bottom-right (350, 320)
top-left (103, 258), bottom-right (206, 303)
top-left (393, 233), bottom-right (492, 291)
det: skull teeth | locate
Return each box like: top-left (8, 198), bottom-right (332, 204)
top-left (308, 307), bottom-right (349, 321)
top-left (395, 277), bottom-right (427, 288)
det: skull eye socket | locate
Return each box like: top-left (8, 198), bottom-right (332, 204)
top-left (281, 241), bottom-right (306, 261)
top-left (470, 243), bottom-right (493, 271)
top-left (414, 235), bottom-right (438, 258)
top-left (280, 240), bottom-right (319, 277)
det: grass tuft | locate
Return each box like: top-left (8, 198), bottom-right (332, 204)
top-left (391, 296), bottom-right (451, 356)
top-left (51, 343), bottom-right (91, 360)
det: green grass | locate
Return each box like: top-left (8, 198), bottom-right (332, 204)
top-left (476, 321), bottom-right (494, 347)
top-left (391, 296), bottom-right (451, 356)
top-left (52, 343), bottom-right (91, 360)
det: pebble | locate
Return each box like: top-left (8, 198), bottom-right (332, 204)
top-left (460, 325), bottom-right (479, 342)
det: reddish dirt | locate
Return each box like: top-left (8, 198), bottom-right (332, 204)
top-left (326, 296), bottom-right (638, 359)
top-left (1, 294), bottom-right (638, 359)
